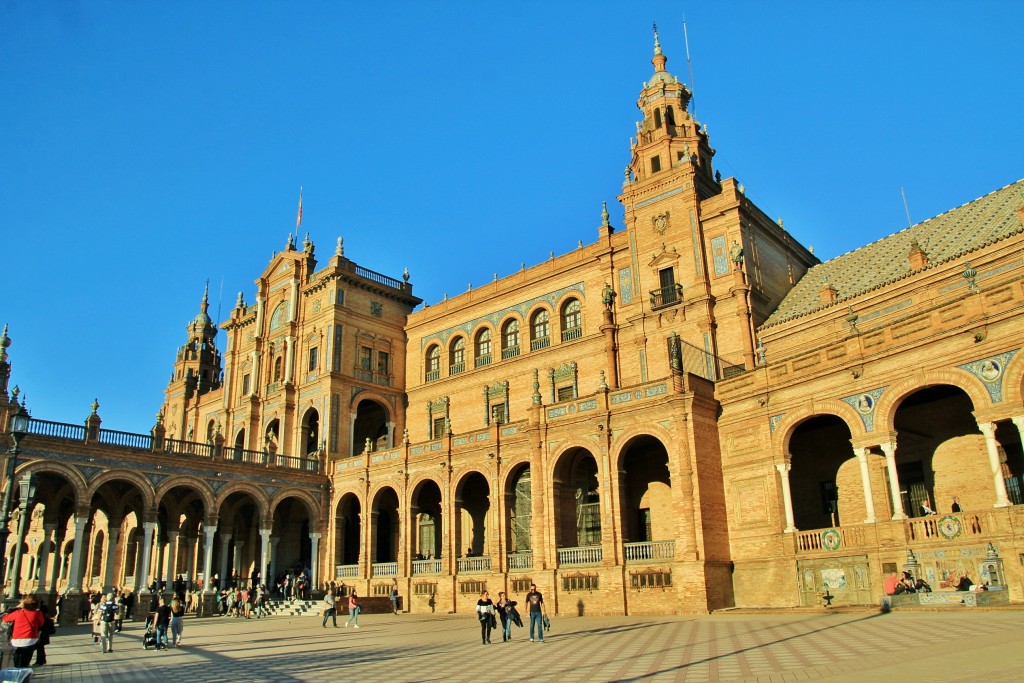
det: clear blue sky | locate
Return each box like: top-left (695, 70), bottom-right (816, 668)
top-left (2, 1), bottom-right (1021, 433)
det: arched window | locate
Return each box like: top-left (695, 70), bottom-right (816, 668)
top-left (449, 337), bottom-right (466, 375)
top-left (273, 356), bottom-right (283, 382)
top-left (561, 299), bottom-right (582, 341)
top-left (665, 105), bottom-right (676, 127)
top-left (270, 302), bottom-right (288, 331)
top-left (206, 420), bottom-right (216, 443)
top-left (425, 345), bottom-right (441, 381)
top-left (653, 108), bottom-right (662, 129)
top-left (501, 320), bottom-right (520, 360)
top-left (475, 328), bottom-right (492, 368)
top-left (530, 310), bottom-right (550, 351)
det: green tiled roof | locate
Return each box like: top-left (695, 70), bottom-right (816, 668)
top-left (761, 179), bottom-right (1024, 329)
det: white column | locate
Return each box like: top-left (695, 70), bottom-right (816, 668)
top-left (775, 462), bottom-right (797, 533)
top-left (218, 534), bottom-right (231, 586)
top-left (254, 296), bottom-right (264, 334)
top-left (880, 442), bottom-right (907, 520)
top-left (285, 336), bottom-right (295, 383)
top-left (289, 279), bottom-right (299, 323)
top-left (66, 516), bottom-right (89, 592)
top-left (269, 536), bottom-right (280, 582)
top-left (259, 529), bottom-right (272, 585)
top-left (36, 523), bottom-right (56, 593)
top-left (202, 527), bottom-right (217, 592)
top-left (133, 532), bottom-right (145, 590)
top-left (102, 527), bottom-right (121, 592)
top-left (165, 531), bottom-right (179, 585)
top-left (309, 532), bottom-right (320, 588)
top-left (855, 447), bottom-right (877, 524)
top-left (138, 522), bottom-right (157, 591)
top-left (978, 422), bottom-right (1012, 507)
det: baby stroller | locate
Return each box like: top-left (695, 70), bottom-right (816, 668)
top-left (142, 622), bottom-right (159, 650)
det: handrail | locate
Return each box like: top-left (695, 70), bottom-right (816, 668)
top-left (27, 418), bottom-right (86, 441)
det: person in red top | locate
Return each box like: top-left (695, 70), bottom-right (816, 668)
top-left (3, 595), bottom-right (45, 668)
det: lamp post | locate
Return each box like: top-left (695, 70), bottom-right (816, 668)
top-left (7, 472), bottom-right (36, 600)
top-left (0, 397), bottom-right (30, 599)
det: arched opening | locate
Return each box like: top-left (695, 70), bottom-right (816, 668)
top-left (474, 328), bottom-right (492, 368)
top-left (530, 309), bottom-right (550, 351)
top-left (352, 399), bottom-right (389, 456)
top-left (264, 419), bottom-right (281, 450)
top-left (501, 319), bottom-right (520, 359)
top-left (665, 105), bottom-right (676, 134)
top-left (217, 491), bottom-right (263, 588)
top-left (425, 344), bottom-right (441, 381)
top-left (653, 107), bottom-right (662, 129)
top-left (273, 356), bottom-right (283, 382)
top-left (560, 299), bottom-right (581, 341)
top-left (553, 448), bottom-right (601, 551)
top-left (302, 408), bottom-right (320, 455)
top-left (619, 436), bottom-right (672, 546)
top-left (506, 465), bottom-right (532, 555)
top-left (456, 472), bottom-right (490, 559)
top-left (272, 497), bottom-right (313, 583)
top-left (372, 488), bottom-right (400, 564)
top-left (334, 493), bottom-right (362, 568)
top-left (233, 428), bottom-right (246, 459)
top-left (789, 415), bottom-right (855, 530)
top-left (411, 480), bottom-right (442, 560)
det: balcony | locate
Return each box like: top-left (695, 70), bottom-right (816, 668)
top-left (475, 354), bottom-right (492, 368)
top-left (334, 564), bottom-right (359, 579)
top-left (501, 345), bottom-right (520, 360)
top-left (425, 369), bottom-right (440, 382)
top-left (231, 447), bottom-right (266, 465)
top-left (412, 559), bottom-right (443, 575)
top-left (561, 327), bottom-right (582, 342)
top-left (507, 551), bottom-right (533, 570)
top-left (557, 546), bottom-right (602, 566)
top-left (372, 562), bottom-right (398, 577)
top-left (530, 336), bottom-right (550, 352)
top-left (623, 540), bottom-right (675, 563)
top-left (650, 284), bottom-right (683, 310)
top-left (456, 556), bottom-right (492, 573)
top-left (449, 361), bottom-right (465, 376)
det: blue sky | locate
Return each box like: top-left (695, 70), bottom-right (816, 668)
top-left (2, 1), bottom-right (1021, 433)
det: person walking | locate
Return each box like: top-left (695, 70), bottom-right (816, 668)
top-left (525, 583), bottom-right (546, 643)
top-left (154, 596), bottom-right (172, 650)
top-left (3, 595), bottom-right (45, 668)
top-left (390, 586), bottom-right (400, 614)
top-left (169, 596), bottom-right (186, 647)
top-left (322, 589), bottom-right (338, 628)
top-left (496, 591), bottom-right (514, 642)
top-left (476, 590), bottom-right (495, 644)
top-left (33, 602), bottom-right (56, 666)
top-left (98, 592), bottom-right (119, 653)
top-left (344, 591), bottom-right (361, 628)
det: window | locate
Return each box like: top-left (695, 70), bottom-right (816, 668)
top-left (336, 290), bottom-right (345, 305)
top-left (377, 351), bottom-right (389, 376)
top-left (475, 329), bottom-right (492, 368)
top-left (360, 346), bottom-right (372, 371)
top-left (432, 416), bottom-right (446, 439)
top-left (332, 325), bottom-right (343, 371)
top-left (426, 345), bottom-right (441, 382)
top-left (270, 302), bottom-right (288, 331)
top-left (557, 386), bottom-right (575, 402)
top-left (651, 267), bottom-right (679, 309)
top-left (653, 108), bottom-right (662, 129)
top-left (561, 299), bottom-right (581, 341)
top-left (501, 320), bottom-right (520, 360)
top-left (241, 373), bottom-right (251, 395)
top-left (650, 155), bottom-right (661, 173)
top-left (530, 310), bottom-right (550, 351)
top-left (273, 356), bottom-right (283, 382)
top-left (449, 338), bottom-right (465, 375)
top-left (308, 346), bottom-right (319, 372)
top-left (490, 403), bottom-right (506, 425)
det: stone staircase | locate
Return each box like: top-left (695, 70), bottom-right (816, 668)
top-left (262, 598), bottom-right (321, 617)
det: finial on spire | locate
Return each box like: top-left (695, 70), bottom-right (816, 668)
top-left (286, 233), bottom-right (295, 251)
top-left (236, 291), bottom-right (245, 308)
top-left (403, 267), bottom-right (410, 283)
top-left (303, 232), bottom-right (312, 252)
top-left (601, 201), bottom-right (610, 227)
top-left (653, 22), bottom-right (662, 56)
top-left (335, 236), bottom-right (344, 257)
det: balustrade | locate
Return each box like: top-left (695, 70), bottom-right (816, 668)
top-left (623, 540), bottom-right (675, 562)
top-left (557, 546), bottom-right (602, 566)
top-left (412, 559), bottom-right (443, 575)
top-left (507, 552), bottom-right (533, 570)
top-left (372, 562), bottom-right (398, 577)
top-left (456, 556), bottom-right (491, 573)
top-left (335, 564), bottom-right (359, 579)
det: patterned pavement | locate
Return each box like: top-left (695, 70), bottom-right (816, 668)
top-left (15, 607), bottom-right (1024, 682)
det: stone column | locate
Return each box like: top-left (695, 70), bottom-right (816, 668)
top-left (164, 531), bottom-right (179, 586)
top-left (259, 529), bottom-right (272, 586)
top-left (102, 527), bottom-right (121, 592)
top-left (309, 532), bottom-right (320, 588)
top-left (36, 523), bottom-right (56, 593)
top-left (879, 442), bottom-right (907, 519)
top-left (854, 447), bottom-right (877, 524)
top-left (269, 536), bottom-right (280, 584)
top-left (978, 421), bottom-right (1012, 507)
top-left (218, 534), bottom-right (231, 587)
top-left (775, 462), bottom-right (797, 533)
top-left (66, 516), bottom-right (90, 592)
top-left (202, 527), bottom-right (217, 593)
top-left (133, 533), bottom-right (145, 590)
top-left (138, 522), bottom-right (157, 591)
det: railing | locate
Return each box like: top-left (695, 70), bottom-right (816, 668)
top-left (372, 562), bottom-right (398, 577)
top-left (354, 264), bottom-right (405, 290)
top-left (456, 556), bottom-right (491, 573)
top-left (475, 354), bottom-right (492, 368)
top-left (425, 369), bottom-right (440, 382)
top-left (412, 559), bottom-right (443, 575)
top-left (507, 551), bottom-right (533, 570)
top-left (906, 512), bottom-right (990, 542)
top-left (163, 438), bottom-right (214, 458)
top-left (232, 448), bottom-right (267, 465)
top-left (557, 546), bottom-right (602, 566)
top-left (335, 564), bottom-right (359, 579)
top-left (266, 382), bottom-right (281, 393)
top-left (449, 362), bottom-right (465, 375)
top-left (795, 525), bottom-right (867, 552)
top-left (98, 428), bottom-right (152, 450)
top-left (501, 345), bottom-right (520, 360)
top-left (623, 540), bottom-right (675, 562)
top-left (650, 284), bottom-right (682, 310)
top-left (561, 327), bottom-right (582, 342)
top-left (28, 418), bottom-right (86, 440)
top-left (530, 337), bottom-right (550, 352)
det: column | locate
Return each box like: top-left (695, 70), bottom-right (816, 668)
top-left (133, 533), bottom-right (145, 590)
top-left (285, 336), bottom-right (294, 383)
top-left (880, 442), bottom-right (907, 519)
top-left (775, 462), bottom-right (797, 533)
top-left (48, 530), bottom-right (65, 593)
top-left (66, 516), bottom-right (89, 592)
top-left (978, 422), bottom-right (1012, 507)
top-left (309, 532), bottom-right (320, 588)
top-left (165, 531), bottom-right (179, 585)
top-left (138, 522), bottom-right (156, 591)
top-left (202, 527), bottom-right (217, 592)
top-left (259, 529), bottom-right (272, 585)
top-left (855, 448), bottom-right (878, 524)
top-left (218, 534), bottom-right (231, 586)
top-left (102, 527), bottom-right (121, 592)
top-left (36, 523), bottom-right (56, 593)
top-left (269, 536), bottom-right (280, 583)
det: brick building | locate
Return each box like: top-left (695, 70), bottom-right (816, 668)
top-left (1, 33), bottom-right (1022, 617)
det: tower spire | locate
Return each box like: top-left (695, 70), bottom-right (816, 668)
top-left (652, 22), bottom-right (667, 73)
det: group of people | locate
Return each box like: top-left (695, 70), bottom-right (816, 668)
top-left (216, 584), bottom-right (270, 618)
top-left (920, 496), bottom-right (963, 516)
top-left (475, 583), bottom-right (546, 644)
top-left (321, 589), bottom-right (362, 628)
top-left (2, 595), bottom-right (56, 668)
top-left (886, 571), bottom-right (933, 595)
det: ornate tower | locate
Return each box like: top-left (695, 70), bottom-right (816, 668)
top-left (163, 284), bottom-right (223, 439)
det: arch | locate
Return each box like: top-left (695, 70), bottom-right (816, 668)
top-left (787, 415), bottom-right (857, 529)
top-left (425, 344), bottom-right (441, 379)
top-left (665, 105), bottom-right (676, 127)
top-left (1000, 349), bottom-right (1024, 407)
top-left (454, 471), bottom-right (491, 558)
top-left (154, 476), bottom-right (217, 514)
top-left (369, 485), bottom-right (400, 564)
top-left (551, 445), bottom-right (602, 549)
top-left (559, 297), bottom-right (582, 341)
top-left (529, 307), bottom-right (551, 348)
top-left (352, 396), bottom-right (392, 455)
top-left (214, 482), bottom-right (270, 521)
top-left (264, 418), bottom-right (281, 447)
top-left (874, 369), bottom-right (991, 435)
top-left (206, 419), bottom-right (216, 442)
top-left (269, 488), bottom-right (321, 523)
top-left (269, 301), bottom-right (288, 331)
top-left (616, 434), bottom-right (672, 545)
top-left (771, 401), bottom-right (865, 455)
top-left (449, 336), bottom-right (466, 373)
top-left (500, 317), bottom-right (521, 359)
top-left (301, 406), bottom-right (320, 455)
top-left (86, 470), bottom-right (157, 511)
top-left (17, 461), bottom-right (87, 504)
top-left (273, 356), bottom-right (283, 382)
top-left (653, 107), bottom-right (662, 129)
top-left (504, 462), bottom-right (532, 554)
top-left (474, 327), bottom-right (493, 367)
top-left (334, 491), bottom-right (362, 566)
top-left (410, 478), bottom-right (443, 560)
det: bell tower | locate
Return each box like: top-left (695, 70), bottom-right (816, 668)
top-left (166, 283), bottom-right (223, 403)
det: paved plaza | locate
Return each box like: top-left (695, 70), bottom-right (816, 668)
top-left (16, 607), bottom-right (1024, 682)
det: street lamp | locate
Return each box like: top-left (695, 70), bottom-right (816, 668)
top-left (0, 395), bottom-right (31, 599)
top-left (7, 473), bottom-right (36, 600)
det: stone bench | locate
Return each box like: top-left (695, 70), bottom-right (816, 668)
top-left (883, 589), bottom-right (1009, 609)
